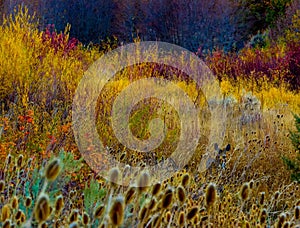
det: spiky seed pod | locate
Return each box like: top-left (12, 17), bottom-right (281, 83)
top-left (148, 198), bottom-right (157, 211)
top-left (0, 180), bottom-right (5, 192)
top-left (15, 210), bottom-right (22, 221)
top-left (109, 167), bottom-right (120, 187)
top-left (187, 206), bottom-right (198, 220)
top-left (165, 211), bottom-right (171, 223)
top-left (49, 206), bottom-right (53, 215)
top-left (11, 196), bottom-right (19, 210)
top-left (260, 208), bottom-right (267, 224)
top-left (201, 215), bottom-right (208, 222)
top-left (162, 189), bottom-right (173, 209)
top-left (139, 206), bottom-right (148, 222)
top-left (283, 222), bottom-right (290, 228)
top-left (152, 214), bottom-right (161, 227)
top-left (239, 183), bottom-right (250, 201)
top-left (125, 187), bottom-right (136, 205)
top-left (34, 193), bottom-right (50, 223)
top-left (69, 222), bottom-right (79, 228)
top-left (25, 197), bottom-right (32, 208)
top-left (109, 196), bottom-right (124, 226)
top-left (45, 158), bottom-right (61, 182)
top-left (17, 155), bottom-right (23, 168)
top-left (82, 212), bottom-right (90, 225)
top-left (69, 209), bottom-right (79, 223)
top-left (199, 207), bottom-right (206, 214)
top-left (277, 212), bottom-right (286, 228)
top-left (295, 206), bottom-right (300, 220)
top-left (245, 221), bottom-right (250, 228)
top-left (1, 204), bottom-right (11, 222)
top-left (274, 191), bottom-right (280, 200)
top-left (205, 183), bottom-right (217, 209)
top-left (6, 154), bottom-right (12, 166)
top-left (40, 222), bottom-right (48, 228)
top-left (249, 180), bottom-right (254, 189)
top-left (176, 185), bottom-right (186, 204)
top-left (2, 219), bottom-right (11, 228)
top-left (178, 211), bottom-right (185, 226)
top-left (151, 182), bottom-right (161, 196)
top-left (181, 173), bottom-right (190, 188)
top-left (137, 171), bottom-right (150, 194)
top-left (259, 192), bottom-right (265, 206)
top-left (94, 204), bottom-right (105, 219)
top-left (27, 158), bottom-right (32, 167)
top-left (54, 195), bottom-right (64, 215)
top-left (20, 212), bottom-right (26, 223)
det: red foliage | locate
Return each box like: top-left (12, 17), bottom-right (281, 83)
top-left (42, 24), bottom-right (79, 54)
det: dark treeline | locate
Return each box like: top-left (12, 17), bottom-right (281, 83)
top-left (0, 0), bottom-right (295, 52)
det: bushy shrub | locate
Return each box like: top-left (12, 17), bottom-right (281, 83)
top-left (283, 114), bottom-right (300, 182)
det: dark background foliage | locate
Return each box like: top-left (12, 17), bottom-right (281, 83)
top-left (0, 0), bottom-right (296, 52)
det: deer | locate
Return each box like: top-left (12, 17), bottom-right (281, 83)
top-left (206, 143), bottom-right (231, 175)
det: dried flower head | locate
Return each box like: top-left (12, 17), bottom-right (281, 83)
top-left (137, 171), bottom-right (150, 194)
top-left (45, 158), bottom-right (61, 182)
top-left (34, 193), bottom-right (50, 223)
top-left (205, 183), bottom-right (217, 209)
top-left (1, 204), bottom-right (11, 222)
top-left (239, 183), bottom-right (250, 201)
top-left (109, 167), bottom-right (120, 186)
top-left (151, 182), bottom-right (162, 196)
top-left (109, 196), bottom-right (124, 226)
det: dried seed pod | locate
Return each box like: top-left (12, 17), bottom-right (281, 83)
top-left (82, 212), bottom-right (90, 225)
top-left (259, 192), bottom-right (265, 206)
top-left (294, 206), bottom-right (300, 220)
top-left (151, 182), bottom-right (161, 196)
top-left (45, 159), bottom-right (61, 182)
top-left (54, 195), bottom-right (64, 215)
top-left (6, 154), bottom-right (12, 166)
top-left (69, 209), bottom-right (79, 223)
top-left (178, 211), bottom-right (185, 226)
top-left (205, 183), bottom-right (217, 209)
top-left (34, 193), bottom-right (50, 223)
top-left (139, 205), bottom-right (148, 222)
top-left (2, 219), bottom-right (11, 228)
top-left (11, 196), bottom-right (19, 210)
top-left (274, 191), bottom-right (280, 200)
top-left (283, 221), bottom-right (290, 228)
top-left (239, 183), bottom-right (250, 201)
top-left (1, 204), bottom-right (11, 222)
top-left (187, 206), bottom-right (198, 220)
top-left (176, 185), bottom-right (186, 204)
top-left (249, 180), bottom-right (254, 189)
top-left (260, 208), bottom-right (267, 224)
top-left (181, 173), bottom-right (190, 188)
top-left (17, 155), bottom-right (23, 168)
top-left (109, 167), bottom-right (120, 186)
top-left (109, 196), bottom-right (124, 226)
top-left (0, 180), bottom-right (5, 192)
top-left (162, 189), bottom-right (173, 209)
top-left (25, 197), bottom-right (32, 208)
top-left (152, 214), bottom-right (161, 227)
top-left (94, 204), bottom-right (105, 219)
top-left (277, 212), bottom-right (286, 228)
top-left (137, 171), bottom-right (150, 194)
top-left (15, 210), bottom-right (22, 221)
top-left (165, 211), bottom-right (171, 223)
top-left (125, 186), bottom-right (136, 205)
